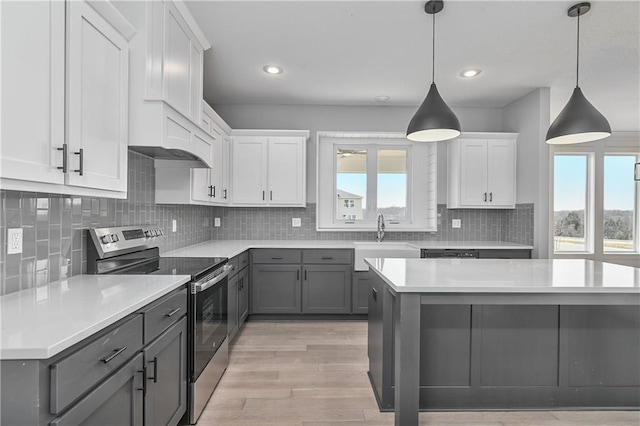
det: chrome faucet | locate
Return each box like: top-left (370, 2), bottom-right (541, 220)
top-left (376, 213), bottom-right (385, 242)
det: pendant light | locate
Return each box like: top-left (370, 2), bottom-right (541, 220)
top-left (546, 2), bottom-right (611, 145)
top-left (407, 0), bottom-right (461, 142)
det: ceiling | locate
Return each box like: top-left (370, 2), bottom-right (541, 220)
top-left (185, 1), bottom-right (640, 130)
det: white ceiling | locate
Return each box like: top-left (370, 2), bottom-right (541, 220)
top-left (185, 0), bottom-right (640, 131)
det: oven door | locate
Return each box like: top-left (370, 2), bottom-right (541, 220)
top-left (192, 265), bottom-right (232, 381)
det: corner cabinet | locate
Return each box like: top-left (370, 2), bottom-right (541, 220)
top-left (0, 0), bottom-right (135, 198)
top-left (231, 130), bottom-right (309, 207)
top-left (447, 133), bottom-right (518, 209)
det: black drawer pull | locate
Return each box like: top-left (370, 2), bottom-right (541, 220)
top-left (372, 288), bottom-right (378, 301)
top-left (296, 269), bottom-right (300, 280)
top-left (73, 148), bottom-right (84, 176)
top-left (57, 144), bottom-right (68, 173)
top-left (223, 189), bottom-right (228, 199)
top-left (148, 357), bottom-right (158, 383)
top-left (489, 192), bottom-right (493, 202)
top-left (271, 257), bottom-right (283, 260)
top-left (165, 308), bottom-right (181, 317)
top-left (100, 346), bottom-right (127, 363)
top-left (304, 269), bottom-right (307, 280)
top-left (321, 257), bottom-right (333, 260)
top-left (137, 367), bottom-right (147, 395)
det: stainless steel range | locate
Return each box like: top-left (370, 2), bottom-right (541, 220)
top-left (87, 225), bottom-right (232, 424)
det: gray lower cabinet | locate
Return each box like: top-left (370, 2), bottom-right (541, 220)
top-left (228, 274), bottom-right (239, 339)
top-left (352, 271), bottom-right (371, 314)
top-left (302, 265), bottom-right (351, 314)
top-left (238, 267), bottom-right (249, 324)
top-left (251, 264), bottom-right (302, 314)
top-left (144, 317), bottom-right (187, 426)
top-left (50, 353), bottom-right (144, 426)
top-left (478, 249), bottom-right (531, 259)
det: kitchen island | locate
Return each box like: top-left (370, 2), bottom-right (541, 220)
top-left (365, 258), bottom-right (640, 426)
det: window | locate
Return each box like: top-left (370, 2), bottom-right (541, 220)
top-left (317, 132), bottom-right (436, 231)
top-left (551, 137), bottom-right (639, 261)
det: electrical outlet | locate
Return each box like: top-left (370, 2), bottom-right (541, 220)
top-left (214, 217), bottom-right (221, 227)
top-left (292, 218), bottom-right (301, 227)
top-left (8, 228), bottom-right (23, 254)
top-left (172, 219), bottom-right (177, 232)
top-left (452, 219), bottom-right (462, 229)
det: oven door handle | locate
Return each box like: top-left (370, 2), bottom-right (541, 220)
top-left (193, 264), bottom-right (233, 293)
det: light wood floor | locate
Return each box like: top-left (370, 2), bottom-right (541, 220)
top-left (198, 321), bottom-right (639, 426)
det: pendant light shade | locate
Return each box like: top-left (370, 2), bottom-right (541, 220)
top-left (546, 2), bottom-right (611, 145)
top-left (546, 87), bottom-right (611, 144)
top-left (407, 83), bottom-right (461, 142)
top-left (407, 1), bottom-right (461, 142)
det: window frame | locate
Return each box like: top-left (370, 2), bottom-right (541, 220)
top-left (316, 132), bottom-right (437, 232)
top-left (550, 134), bottom-right (640, 264)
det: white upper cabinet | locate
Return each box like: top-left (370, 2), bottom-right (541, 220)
top-left (0, 0), bottom-right (135, 198)
top-left (447, 133), bottom-right (518, 209)
top-left (123, 0), bottom-right (214, 167)
top-left (231, 130), bottom-right (309, 207)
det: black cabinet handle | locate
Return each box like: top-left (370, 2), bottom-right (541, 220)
top-left (489, 192), bottom-right (493, 202)
top-left (270, 191), bottom-right (273, 201)
top-left (372, 288), bottom-right (378, 301)
top-left (148, 357), bottom-right (158, 383)
top-left (271, 257), bottom-right (283, 260)
top-left (262, 190), bottom-right (265, 200)
top-left (296, 269), bottom-right (300, 280)
top-left (73, 148), bottom-right (83, 176)
top-left (100, 346), bottom-right (127, 363)
top-left (57, 144), bottom-right (68, 173)
top-left (213, 186), bottom-right (216, 198)
top-left (137, 367), bottom-right (147, 395)
top-left (483, 192), bottom-right (487, 202)
top-left (223, 189), bottom-right (227, 199)
top-left (321, 257), bottom-right (333, 260)
top-left (304, 269), bottom-right (307, 280)
top-left (165, 308), bottom-right (181, 317)
top-left (208, 185), bottom-right (213, 197)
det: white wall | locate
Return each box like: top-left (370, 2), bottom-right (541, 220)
top-left (501, 88), bottom-right (551, 258)
top-left (213, 104), bottom-right (503, 204)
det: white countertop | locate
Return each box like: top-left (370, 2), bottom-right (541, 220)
top-left (365, 258), bottom-right (640, 294)
top-left (163, 240), bottom-right (533, 259)
top-left (0, 274), bottom-right (190, 360)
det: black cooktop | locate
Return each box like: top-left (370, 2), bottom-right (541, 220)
top-left (113, 256), bottom-right (227, 279)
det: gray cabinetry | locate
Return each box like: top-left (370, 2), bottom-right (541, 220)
top-left (477, 249), bottom-right (531, 259)
top-left (238, 266), bottom-right (249, 324)
top-left (50, 353), bottom-right (144, 426)
top-left (144, 317), bottom-right (187, 426)
top-left (251, 264), bottom-right (302, 314)
top-left (352, 271), bottom-right (371, 314)
top-left (228, 251), bottom-right (250, 342)
top-left (302, 265), bottom-right (351, 314)
top-left (228, 274), bottom-right (239, 338)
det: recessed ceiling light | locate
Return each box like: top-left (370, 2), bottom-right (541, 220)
top-left (263, 65), bottom-right (283, 75)
top-left (460, 69), bottom-right (481, 78)
top-left (375, 95), bottom-right (390, 102)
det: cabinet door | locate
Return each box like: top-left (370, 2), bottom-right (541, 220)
top-left (66, 0), bottom-right (129, 192)
top-left (163, 2), bottom-right (191, 117)
top-left (208, 126), bottom-right (223, 203)
top-left (267, 137), bottom-right (305, 205)
top-left (352, 272), bottom-right (371, 314)
top-left (459, 140), bottom-right (488, 207)
top-left (302, 265), bottom-right (351, 314)
top-left (50, 354), bottom-right (144, 426)
top-left (228, 275), bottom-right (239, 340)
top-left (251, 265), bottom-right (301, 314)
top-left (0, 0), bottom-right (65, 185)
top-left (232, 137), bottom-right (268, 205)
top-left (144, 318), bottom-right (187, 426)
top-left (191, 169), bottom-right (212, 203)
top-left (238, 267), bottom-right (249, 325)
top-left (220, 135), bottom-right (231, 204)
top-left (487, 140), bottom-right (516, 207)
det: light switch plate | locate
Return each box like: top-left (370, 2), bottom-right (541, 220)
top-left (214, 217), bottom-right (221, 227)
top-left (292, 218), bottom-right (302, 227)
top-left (172, 219), bottom-right (177, 232)
top-left (8, 228), bottom-right (23, 254)
top-left (452, 219), bottom-right (462, 229)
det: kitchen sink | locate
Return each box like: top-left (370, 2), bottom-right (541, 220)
top-left (353, 241), bottom-right (420, 271)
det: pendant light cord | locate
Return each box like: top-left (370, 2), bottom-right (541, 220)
top-left (432, 12), bottom-right (436, 83)
top-left (576, 10), bottom-right (580, 87)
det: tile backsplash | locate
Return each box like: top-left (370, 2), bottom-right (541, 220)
top-left (209, 203), bottom-right (534, 245)
top-left (0, 152), bottom-right (215, 295)
top-left (1, 151), bottom-right (534, 296)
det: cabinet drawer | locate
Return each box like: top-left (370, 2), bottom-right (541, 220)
top-left (238, 250), bottom-right (250, 270)
top-left (142, 288), bottom-right (188, 344)
top-left (303, 249), bottom-right (353, 265)
top-left (50, 315), bottom-right (143, 414)
top-left (228, 256), bottom-right (240, 277)
top-left (252, 249), bottom-right (301, 264)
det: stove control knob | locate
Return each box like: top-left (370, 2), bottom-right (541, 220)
top-left (144, 230), bottom-right (152, 237)
top-left (151, 229), bottom-right (158, 237)
top-left (111, 234), bottom-right (119, 242)
top-left (157, 229), bottom-right (164, 236)
top-left (100, 235), bottom-right (112, 244)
